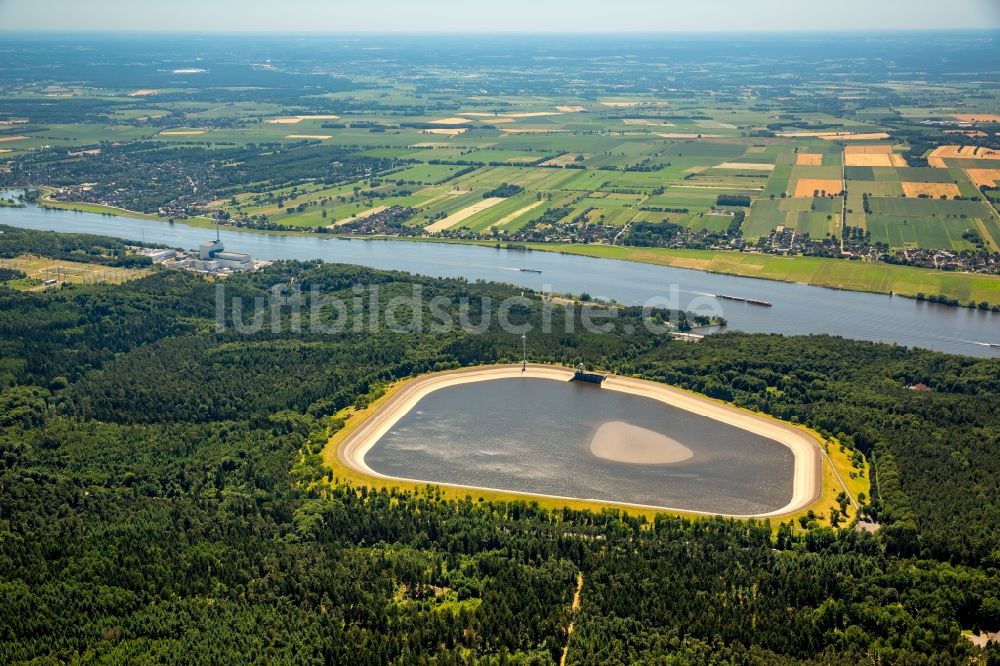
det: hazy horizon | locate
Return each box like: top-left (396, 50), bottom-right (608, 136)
top-left (2, 0), bottom-right (999, 33)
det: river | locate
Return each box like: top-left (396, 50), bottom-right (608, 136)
top-left (1, 203), bottom-right (997, 357)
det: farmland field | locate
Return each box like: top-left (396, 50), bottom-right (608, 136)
top-left (1, 31), bottom-right (998, 303)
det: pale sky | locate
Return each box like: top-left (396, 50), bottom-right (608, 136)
top-left (1, 0), bottom-right (999, 32)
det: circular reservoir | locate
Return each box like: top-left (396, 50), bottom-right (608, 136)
top-left (364, 375), bottom-right (796, 515)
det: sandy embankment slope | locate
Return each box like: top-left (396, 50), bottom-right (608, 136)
top-left (337, 364), bottom-right (822, 518)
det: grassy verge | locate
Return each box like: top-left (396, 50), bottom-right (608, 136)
top-left (809, 435), bottom-right (870, 529)
top-left (321, 366), bottom-right (853, 530)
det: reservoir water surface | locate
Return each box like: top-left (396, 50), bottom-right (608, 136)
top-left (365, 377), bottom-right (795, 515)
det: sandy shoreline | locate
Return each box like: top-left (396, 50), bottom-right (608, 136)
top-left (336, 364), bottom-right (822, 518)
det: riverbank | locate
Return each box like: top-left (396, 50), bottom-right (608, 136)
top-left (18, 191), bottom-right (1000, 307)
top-left (36, 186), bottom-right (165, 221)
top-left (3, 199), bottom-right (997, 356)
top-left (517, 243), bottom-right (1000, 309)
top-left (329, 363), bottom-right (824, 520)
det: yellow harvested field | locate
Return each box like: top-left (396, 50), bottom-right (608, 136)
top-left (928, 145), bottom-right (1000, 160)
top-left (266, 114), bottom-right (340, 124)
top-left (159, 130), bottom-right (206, 135)
top-left (481, 117), bottom-right (514, 124)
top-left (421, 128), bottom-right (468, 135)
top-left (778, 131), bottom-right (843, 137)
top-left (429, 117), bottom-right (472, 125)
top-left (901, 182), bottom-right (961, 198)
top-left (500, 128), bottom-right (566, 133)
top-left (928, 145), bottom-right (1000, 168)
top-left (601, 101), bottom-right (645, 107)
top-left (656, 132), bottom-right (723, 139)
top-left (128, 89), bottom-right (159, 96)
top-left (425, 197), bottom-right (506, 232)
top-left (952, 114), bottom-right (1000, 123)
top-left (540, 153), bottom-right (585, 167)
top-left (286, 134), bottom-right (331, 140)
top-left (333, 206), bottom-right (387, 227)
top-left (844, 153), bottom-right (895, 167)
top-left (777, 131), bottom-right (890, 140)
top-left (714, 162), bottom-right (774, 171)
top-left (823, 132), bottom-right (891, 141)
top-left (457, 112), bottom-right (497, 117)
top-left (842, 145), bottom-right (907, 165)
top-left (504, 111), bottom-right (562, 118)
top-left (944, 129), bottom-right (987, 137)
top-left (843, 144), bottom-right (893, 154)
top-left (556, 105), bottom-right (587, 113)
top-left (0, 149), bottom-right (12, 154)
top-left (413, 189), bottom-right (468, 209)
top-left (491, 200), bottom-right (546, 229)
top-left (0, 135), bottom-right (28, 143)
top-left (965, 169), bottom-right (1000, 188)
top-left (622, 118), bottom-right (674, 126)
top-left (795, 153), bottom-right (824, 166)
top-left (793, 178), bottom-right (843, 198)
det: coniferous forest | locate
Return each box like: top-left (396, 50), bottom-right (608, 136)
top-left (1, 227), bottom-right (1000, 664)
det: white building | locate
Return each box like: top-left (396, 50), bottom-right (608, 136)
top-left (214, 251), bottom-right (253, 271)
top-left (144, 249), bottom-right (176, 263)
top-left (199, 239), bottom-right (224, 260)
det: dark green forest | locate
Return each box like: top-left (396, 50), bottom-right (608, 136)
top-left (1, 228), bottom-right (999, 664)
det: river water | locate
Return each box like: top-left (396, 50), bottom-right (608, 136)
top-left (367, 376), bottom-right (794, 515)
top-left (1, 203), bottom-right (997, 357)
